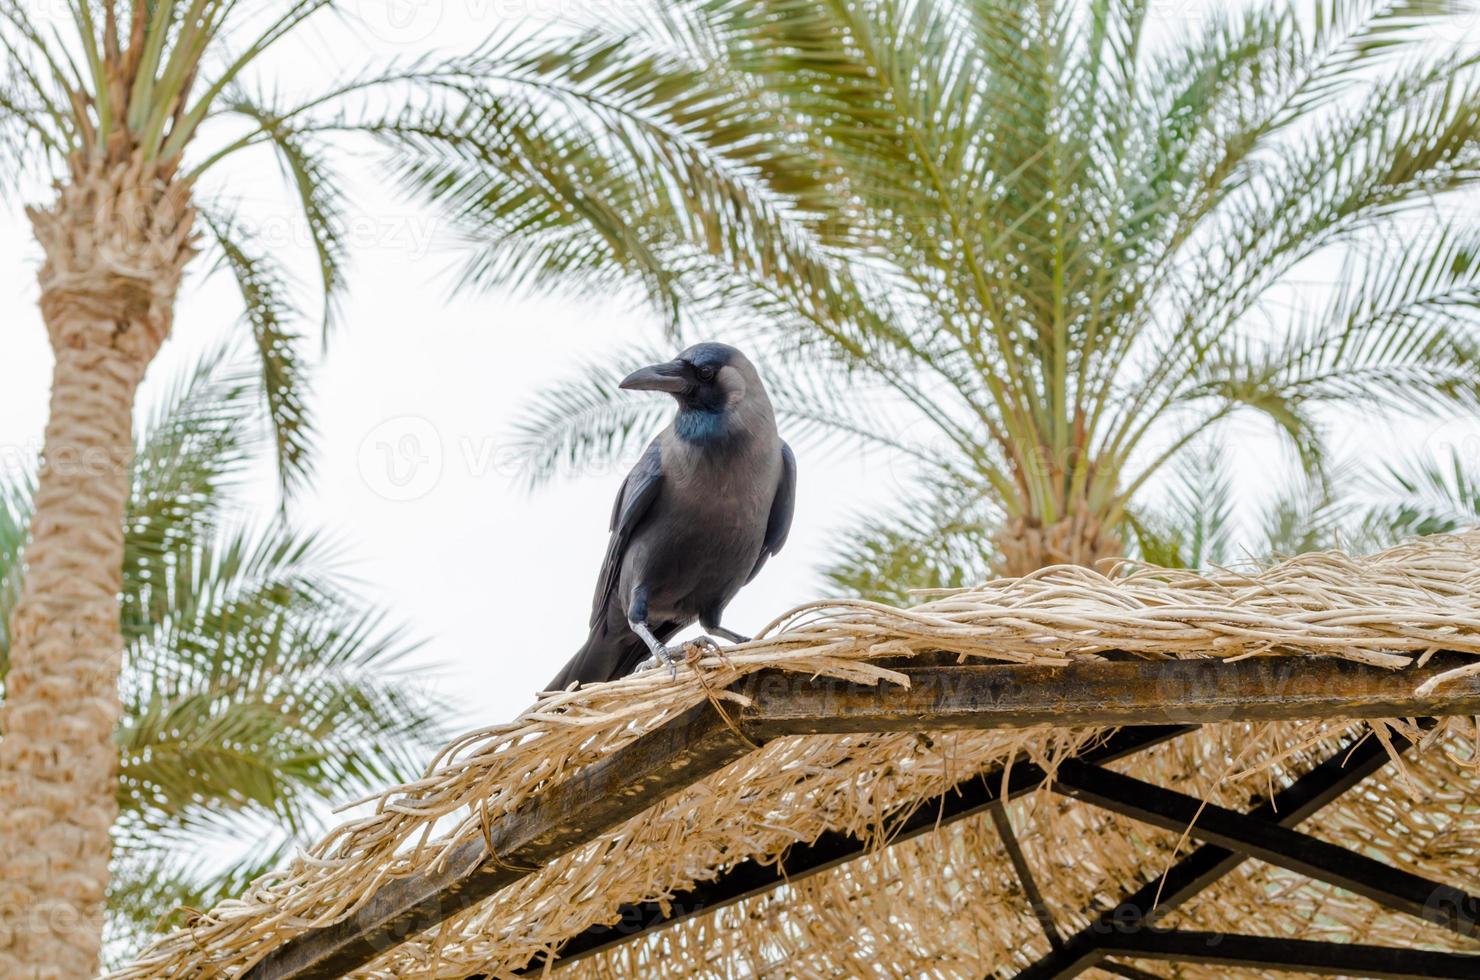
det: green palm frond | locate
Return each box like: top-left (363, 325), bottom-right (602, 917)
top-left (432, 0), bottom-right (1480, 566)
top-left (1262, 224), bottom-right (1480, 415)
top-left (833, 434), bottom-right (1480, 600)
top-left (511, 345), bottom-right (675, 487)
top-left (105, 832), bottom-right (292, 962)
top-left (0, 468), bottom-right (31, 680)
top-left (123, 345), bottom-right (257, 644)
top-left (118, 523), bottom-right (433, 838)
top-left (511, 340), bottom-right (932, 488)
top-left (1159, 49), bottom-right (1480, 353)
top-left (201, 210), bottom-right (315, 495)
top-left (1255, 466), bottom-right (1357, 557)
top-left (1126, 448), bottom-right (1237, 569)
top-left (768, 379), bottom-right (934, 466)
top-left (0, 0), bottom-right (337, 170)
top-left (380, 26), bottom-right (897, 343)
top-left (822, 478), bottom-right (1000, 606)
top-left (219, 89), bottom-right (349, 338)
top-left (1357, 447), bottom-right (1480, 544)
top-left (388, 104), bottom-right (685, 323)
top-left (115, 353), bottom-right (444, 864)
top-left (1137, 457), bottom-right (1349, 565)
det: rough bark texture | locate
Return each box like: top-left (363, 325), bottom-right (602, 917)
top-left (0, 156), bottom-right (193, 979)
top-left (992, 505), bottom-right (1122, 579)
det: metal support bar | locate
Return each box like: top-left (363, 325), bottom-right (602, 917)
top-left (1100, 963), bottom-right (1167, 980)
top-left (1050, 758), bottom-right (1480, 939)
top-left (990, 802), bottom-right (1063, 949)
top-left (1013, 728), bottom-right (1415, 979)
top-left (245, 702), bottom-right (753, 979)
top-left (1099, 930), bottom-right (1480, 979)
top-left (243, 655), bottom-right (1480, 979)
top-left (512, 726), bottom-right (1192, 974)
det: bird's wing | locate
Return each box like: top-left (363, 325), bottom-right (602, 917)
top-left (590, 437), bottom-right (664, 628)
top-left (748, 441), bottom-right (797, 583)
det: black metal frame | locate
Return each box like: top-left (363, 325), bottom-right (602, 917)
top-left (1013, 724), bottom-right (1480, 979)
top-left (512, 725), bottom-right (1194, 974)
top-left (1095, 931), bottom-right (1480, 979)
top-left (237, 657), bottom-right (1480, 979)
top-left (530, 723), bottom-right (1480, 980)
top-left (1012, 725), bottom-right (1405, 977)
top-left (1049, 758), bottom-right (1480, 939)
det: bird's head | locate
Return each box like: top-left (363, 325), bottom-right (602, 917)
top-left (620, 343), bottom-right (771, 447)
top-left (619, 342), bottom-right (760, 414)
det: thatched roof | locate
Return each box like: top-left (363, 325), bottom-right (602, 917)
top-left (116, 533), bottom-right (1480, 978)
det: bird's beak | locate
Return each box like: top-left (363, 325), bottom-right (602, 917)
top-left (619, 360), bottom-right (689, 394)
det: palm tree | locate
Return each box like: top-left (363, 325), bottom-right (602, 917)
top-left (0, 351), bottom-right (447, 963)
top-left (404, 0), bottom-right (1480, 579)
top-left (821, 438), bottom-right (1480, 601)
top-left (0, 3), bottom-right (651, 968)
top-left (382, 10), bottom-right (1480, 965)
top-left (1123, 443), bottom-right (1480, 571)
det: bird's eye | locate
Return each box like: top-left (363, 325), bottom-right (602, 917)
top-left (696, 365), bottom-right (717, 382)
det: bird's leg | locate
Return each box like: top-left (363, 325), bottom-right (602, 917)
top-left (699, 608), bottom-right (751, 647)
top-left (631, 619), bottom-right (679, 679)
top-left (707, 625), bottom-right (752, 645)
top-left (628, 586), bottom-right (680, 679)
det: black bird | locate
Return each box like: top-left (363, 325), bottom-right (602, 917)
top-left (547, 343), bottom-right (796, 690)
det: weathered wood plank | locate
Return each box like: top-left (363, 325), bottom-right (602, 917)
top-left (743, 655), bottom-right (1480, 736)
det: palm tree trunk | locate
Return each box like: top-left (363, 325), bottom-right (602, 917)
top-left (0, 157), bottom-right (193, 977)
top-left (992, 505), bottom-right (1122, 579)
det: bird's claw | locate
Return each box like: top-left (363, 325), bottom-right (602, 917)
top-left (637, 636), bottom-right (726, 680)
top-left (637, 645), bottom-right (680, 679)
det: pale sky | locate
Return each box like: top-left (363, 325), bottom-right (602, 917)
top-left (1, 0), bottom-right (1477, 740)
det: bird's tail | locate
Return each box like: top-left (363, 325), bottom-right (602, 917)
top-left (546, 624), bottom-right (652, 692)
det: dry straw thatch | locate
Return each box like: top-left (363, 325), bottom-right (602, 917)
top-left (116, 532), bottom-right (1480, 978)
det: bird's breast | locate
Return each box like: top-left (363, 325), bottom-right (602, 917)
top-left (624, 438), bottom-right (781, 615)
top-left (663, 440), bottom-right (779, 526)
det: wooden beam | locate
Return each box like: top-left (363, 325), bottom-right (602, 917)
top-left (743, 655), bottom-right (1480, 736)
top-left (1098, 930), bottom-right (1480, 979)
top-left (246, 654), bottom-right (1480, 979)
